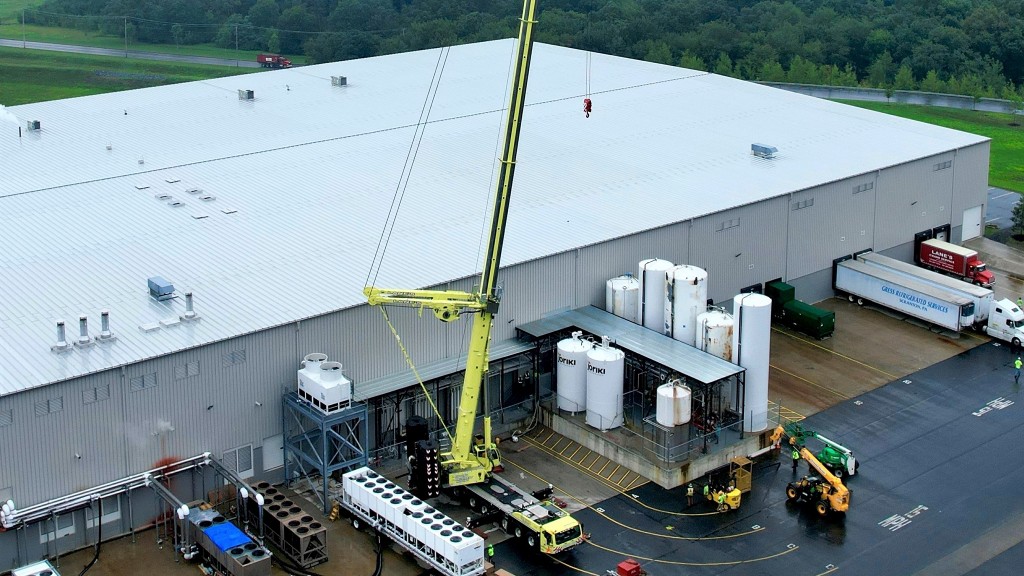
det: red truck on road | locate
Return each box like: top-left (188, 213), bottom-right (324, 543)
top-left (257, 54), bottom-right (292, 68)
top-left (917, 238), bottom-right (994, 287)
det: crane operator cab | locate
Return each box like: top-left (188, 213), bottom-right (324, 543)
top-left (473, 434), bottom-right (503, 473)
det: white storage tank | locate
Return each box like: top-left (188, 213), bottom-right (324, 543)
top-left (731, 293), bottom-right (772, 432)
top-left (638, 258), bottom-right (674, 333)
top-left (665, 265), bottom-right (708, 345)
top-left (556, 331), bottom-right (593, 413)
top-left (586, 336), bottom-right (625, 430)
top-left (656, 380), bottom-right (691, 427)
top-left (606, 274), bottom-right (640, 323)
top-left (697, 308), bottom-right (734, 360)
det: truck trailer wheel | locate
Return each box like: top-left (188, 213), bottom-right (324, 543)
top-left (856, 297), bottom-right (864, 306)
top-left (351, 516), bottom-right (362, 531)
top-left (816, 501), bottom-right (829, 516)
top-left (1014, 338), bottom-right (1021, 348)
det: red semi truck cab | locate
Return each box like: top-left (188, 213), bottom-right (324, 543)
top-left (918, 238), bottom-right (995, 287)
top-left (257, 54), bottom-right (292, 68)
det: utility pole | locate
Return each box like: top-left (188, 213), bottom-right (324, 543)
top-left (22, 8), bottom-right (26, 48)
top-left (235, 25), bottom-right (239, 67)
top-left (124, 17), bottom-right (128, 58)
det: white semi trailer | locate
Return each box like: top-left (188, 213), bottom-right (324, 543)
top-left (341, 467), bottom-right (485, 576)
top-left (834, 258), bottom-right (975, 332)
top-left (856, 251), bottom-right (995, 327)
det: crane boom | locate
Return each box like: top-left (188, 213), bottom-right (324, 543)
top-left (364, 0), bottom-right (540, 487)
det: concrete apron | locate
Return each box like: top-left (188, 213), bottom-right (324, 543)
top-left (540, 408), bottom-right (771, 489)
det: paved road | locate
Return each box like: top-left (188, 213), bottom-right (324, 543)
top-left (0, 38), bottom-right (260, 68)
top-left (986, 186), bottom-right (1020, 230)
top-left (497, 340), bottom-right (1024, 576)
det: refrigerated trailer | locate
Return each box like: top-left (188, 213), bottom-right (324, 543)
top-left (834, 258), bottom-right (975, 332)
top-left (856, 251), bottom-right (995, 326)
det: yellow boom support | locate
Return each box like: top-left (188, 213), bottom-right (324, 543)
top-left (364, 0), bottom-right (540, 487)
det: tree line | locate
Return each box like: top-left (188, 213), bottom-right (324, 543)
top-left (25, 0), bottom-right (1024, 101)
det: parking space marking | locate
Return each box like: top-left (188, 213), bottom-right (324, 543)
top-left (568, 445), bottom-right (582, 460)
top-left (607, 464), bottom-right (621, 482)
top-left (559, 441), bottom-right (575, 455)
top-left (597, 460), bottom-right (611, 476)
top-left (770, 364), bottom-right (849, 400)
top-left (550, 438), bottom-right (564, 451)
top-left (772, 326), bottom-right (898, 379)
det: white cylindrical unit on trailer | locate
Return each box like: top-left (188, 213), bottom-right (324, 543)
top-left (606, 274), bottom-right (640, 324)
top-left (556, 331), bottom-right (593, 413)
top-left (665, 265), bottom-right (708, 346)
top-left (731, 293), bottom-right (772, 432)
top-left (586, 336), bottom-right (625, 430)
top-left (638, 258), bottom-right (674, 333)
top-left (655, 380), bottom-right (692, 427)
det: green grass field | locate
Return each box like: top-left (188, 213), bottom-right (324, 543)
top-left (0, 47), bottom-right (257, 105)
top-left (837, 100), bottom-right (1024, 193)
top-left (0, 21), bottom-right (307, 64)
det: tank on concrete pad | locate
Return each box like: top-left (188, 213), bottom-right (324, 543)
top-left (557, 331), bottom-right (593, 413)
top-left (731, 293), bottom-right (771, 432)
top-left (586, 336), bottom-right (625, 430)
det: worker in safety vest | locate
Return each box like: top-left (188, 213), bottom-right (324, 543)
top-left (791, 447), bottom-right (801, 471)
top-left (487, 543), bottom-right (494, 560)
top-left (686, 483), bottom-right (694, 507)
top-left (1015, 356), bottom-right (1022, 384)
top-left (716, 490), bottom-right (727, 512)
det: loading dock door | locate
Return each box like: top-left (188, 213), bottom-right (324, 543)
top-left (962, 204), bottom-right (983, 240)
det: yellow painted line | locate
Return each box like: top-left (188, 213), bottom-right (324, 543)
top-left (596, 460), bottom-right (611, 476)
top-left (772, 326), bottom-right (898, 379)
top-left (617, 472), bottom-right (636, 488)
top-left (568, 445), bottom-right (583, 460)
top-left (815, 566), bottom-right (840, 576)
top-left (502, 456), bottom-right (764, 538)
top-left (541, 430), bottom-right (555, 443)
top-left (519, 434), bottom-right (720, 518)
top-left (770, 364), bottom-right (850, 400)
top-left (606, 464), bottom-right (621, 481)
top-left (586, 539), bottom-right (798, 566)
top-left (549, 438), bottom-right (564, 451)
top-left (550, 556), bottom-right (599, 576)
top-left (559, 441), bottom-right (575, 456)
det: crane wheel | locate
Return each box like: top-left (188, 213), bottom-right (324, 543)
top-left (816, 501), bottom-right (829, 516)
top-left (514, 526), bottom-right (523, 539)
top-left (526, 534), bottom-right (538, 549)
top-left (468, 496), bottom-right (478, 511)
top-left (786, 486), bottom-right (799, 500)
top-left (501, 516), bottom-right (511, 534)
top-left (833, 467), bottom-right (843, 479)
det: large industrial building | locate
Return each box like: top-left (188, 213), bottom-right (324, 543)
top-left (0, 37), bottom-right (988, 568)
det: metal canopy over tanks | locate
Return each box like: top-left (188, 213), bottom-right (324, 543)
top-left (732, 293), bottom-right (772, 432)
top-left (586, 336), bottom-right (625, 431)
top-left (556, 331), bottom-right (593, 413)
top-left (606, 274), bottom-right (640, 324)
top-left (656, 380), bottom-right (692, 427)
top-left (638, 258), bottom-right (674, 333)
top-left (665, 265), bottom-right (708, 346)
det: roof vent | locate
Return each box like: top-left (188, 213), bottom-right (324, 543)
top-left (97, 309), bottom-right (116, 342)
top-left (148, 276), bottom-right (175, 301)
top-left (331, 76), bottom-right (347, 87)
top-left (238, 89), bottom-right (255, 101)
top-left (181, 292), bottom-right (200, 323)
top-left (751, 143), bottom-right (778, 158)
top-left (25, 120), bottom-right (41, 131)
top-left (51, 320), bottom-right (71, 353)
top-left (75, 315), bottom-right (94, 348)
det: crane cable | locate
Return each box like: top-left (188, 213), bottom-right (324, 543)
top-left (378, 307), bottom-right (452, 440)
top-left (365, 46), bottom-right (451, 290)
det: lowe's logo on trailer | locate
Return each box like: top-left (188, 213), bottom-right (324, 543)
top-left (881, 285), bottom-right (949, 314)
top-left (588, 363), bottom-right (606, 374)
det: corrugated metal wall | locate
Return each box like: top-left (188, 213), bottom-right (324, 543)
top-left (874, 153), bottom-right (957, 250)
top-left (689, 198), bottom-right (788, 302)
top-left (787, 174), bottom-right (877, 279)
top-left (950, 142), bottom-right (991, 242)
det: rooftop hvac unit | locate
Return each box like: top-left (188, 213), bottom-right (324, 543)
top-left (751, 143), bottom-right (777, 158)
top-left (12, 560), bottom-right (61, 576)
top-left (26, 120), bottom-right (41, 131)
top-left (238, 89), bottom-right (255, 100)
top-left (147, 276), bottom-right (175, 301)
top-left (331, 76), bottom-right (347, 87)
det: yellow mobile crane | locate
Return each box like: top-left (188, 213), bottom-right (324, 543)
top-left (364, 0), bottom-right (585, 554)
top-left (770, 426), bottom-right (851, 516)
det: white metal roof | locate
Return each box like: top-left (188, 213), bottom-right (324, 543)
top-left (0, 40), bottom-right (989, 396)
